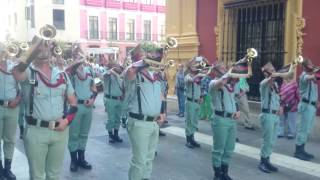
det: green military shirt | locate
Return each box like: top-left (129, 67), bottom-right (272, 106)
top-left (74, 66), bottom-right (94, 100)
top-left (124, 70), bottom-right (162, 117)
top-left (185, 74), bottom-right (202, 100)
top-left (260, 78), bottom-right (280, 110)
top-left (299, 72), bottom-right (318, 102)
top-left (0, 60), bottom-right (18, 100)
top-left (22, 66), bottom-right (74, 121)
top-left (209, 79), bottom-right (237, 113)
top-left (102, 68), bottom-right (123, 97)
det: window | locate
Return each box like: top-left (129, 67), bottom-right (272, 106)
top-left (30, 5), bottom-right (35, 28)
top-left (53, 0), bottom-right (64, 4)
top-left (143, 20), bottom-right (151, 41)
top-left (157, 0), bottom-right (165, 6)
top-left (126, 19), bottom-right (135, 40)
top-left (123, 0), bottom-right (135, 2)
top-left (53, 9), bottom-right (65, 30)
top-left (109, 18), bottom-right (117, 40)
top-left (160, 24), bottom-right (165, 41)
top-left (141, 0), bottom-right (152, 5)
top-left (89, 16), bottom-right (99, 39)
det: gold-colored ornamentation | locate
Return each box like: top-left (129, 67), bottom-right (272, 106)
top-left (296, 17), bottom-right (306, 56)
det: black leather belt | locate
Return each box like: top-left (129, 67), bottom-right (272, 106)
top-left (302, 98), bottom-right (316, 106)
top-left (129, 112), bottom-right (156, 122)
top-left (105, 94), bottom-right (122, 100)
top-left (0, 100), bottom-right (9, 107)
top-left (26, 116), bottom-right (59, 130)
top-left (215, 110), bottom-right (233, 118)
top-left (262, 109), bottom-right (278, 114)
top-left (187, 97), bottom-right (200, 103)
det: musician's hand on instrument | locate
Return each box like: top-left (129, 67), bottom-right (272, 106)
top-left (84, 99), bottom-right (95, 107)
top-left (55, 118), bottom-right (69, 131)
top-left (233, 111), bottom-right (241, 120)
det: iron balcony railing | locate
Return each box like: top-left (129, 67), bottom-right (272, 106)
top-left (83, 31), bottom-right (166, 42)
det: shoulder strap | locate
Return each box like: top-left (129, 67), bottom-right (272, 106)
top-left (29, 68), bottom-right (38, 116)
top-left (219, 89), bottom-right (225, 111)
top-left (136, 74), bottom-right (143, 115)
top-left (62, 72), bottom-right (69, 114)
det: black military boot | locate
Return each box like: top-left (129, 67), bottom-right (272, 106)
top-left (113, 129), bottom-right (123, 143)
top-left (185, 135), bottom-right (194, 148)
top-left (69, 151), bottom-right (78, 172)
top-left (108, 130), bottom-right (115, 143)
top-left (77, 150), bottom-right (92, 170)
top-left (301, 144), bottom-right (314, 159)
top-left (0, 161), bottom-right (4, 180)
top-left (159, 130), bottom-right (166, 137)
top-left (190, 134), bottom-right (201, 148)
top-left (258, 157), bottom-right (271, 173)
top-left (3, 159), bottom-right (16, 180)
top-left (294, 144), bottom-right (311, 161)
top-left (213, 167), bottom-right (222, 180)
top-left (266, 157), bottom-right (278, 172)
top-left (19, 126), bottom-right (24, 139)
top-left (221, 164), bottom-right (233, 180)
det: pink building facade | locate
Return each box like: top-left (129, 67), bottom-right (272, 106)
top-left (79, 0), bottom-right (166, 63)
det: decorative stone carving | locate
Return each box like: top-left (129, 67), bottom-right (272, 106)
top-left (296, 17), bottom-right (306, 56)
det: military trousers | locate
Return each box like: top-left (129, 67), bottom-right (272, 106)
top-left (296, 103), bottom-right (316, 145)
top-left (0, 105), bottom-right (19, 160)
top-left (18, 101), bottom-right (25, 126)
top-left (260, 113), bottom-right (279, 158)
top-left (211, 115), bottom-right (236, 167)
top-left (104, 98), bottom-right (123, 131)
top-left (68, 104), bottom-right (93, 152)
top-left (127, 118), bottom-right (159, 180)
top-left (236, 94), bottom-right (254, 128)
top-left (185, 100), bottom-right (200, 136)
top-left (24, 125), bottom-right (69, 180)
top-left (200, 94), bottom-right (213, 120)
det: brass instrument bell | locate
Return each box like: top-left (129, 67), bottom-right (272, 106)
top-left (166, 37), bottom-right (178, 48)
top-left (39, 24), bottom-right (57, 40)
top-left (20, 42), bottom-right (29, 51)
top-left (53, 46), bottom-right (63, 56)
top-left (6, 42), bottom-right (20, 57)
top-left (246, 48), bottom-right (258, 61)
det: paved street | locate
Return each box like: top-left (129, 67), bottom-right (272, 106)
top-left (12, 94), bottom-right (320, 180)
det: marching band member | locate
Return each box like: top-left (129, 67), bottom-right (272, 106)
top-left (124, 43), bottom-right (165, 180)
top-left (258, 62), bottom-right (288, 173)
top-left (294, 58), bottom-right (318, 161)
top-left (0, 43), bottom-right (21, 180)
top-left (13, 25), bottom-right (77, 180)
top-left (67, 56), bottom-right (97, 172)
top-left (184, 56), bottom-right (207, 148)
top-left (209, 58), bottom-right (252, 180)
top-left (101, 58), bottom-right (125, 143)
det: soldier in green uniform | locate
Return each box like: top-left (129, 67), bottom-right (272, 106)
top-left (209, 62), bottom-right (250, 180)
top-left (68, 60), bottom-right (97, 172)
top-left (13, 31), bottom-right (78, 180)
top-left (258, 62), bottom-right (284, 173)
top-left (101, 59), bottom-right (125, 143)
top-left (124, 43), bottom-right (165, 180)
top-left (184, 56), bottom-right (208, 148)
top-left (294, 59), bottom-right (318, 161)
top-left (0, 45), bottom-right (21, 180)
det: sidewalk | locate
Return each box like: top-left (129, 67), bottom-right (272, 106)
top-left (166, 96), bottom-right (320, 142)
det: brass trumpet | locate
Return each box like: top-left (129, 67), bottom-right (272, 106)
top-left (6, 42), bottom-right (20, 57)
top-left (293, 55), bottom-right (304, 65)
top-left (39, 24), bottom-right (57, 40)
top-left (246, 48), bottom-right (258, 61)
top-left (20, 42), bottom-right (29, 51)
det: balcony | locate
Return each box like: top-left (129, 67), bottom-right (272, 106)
top-left (156, 5), bottom-right (166, 13)
top-left (140, 4), bottom-right (156, 12)
top-left (105, 0), bottom-right (122, 9)
top-left (84, 31), bottom-right (165, 42)
top-left (123, 2), bottom-right (138, 10)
